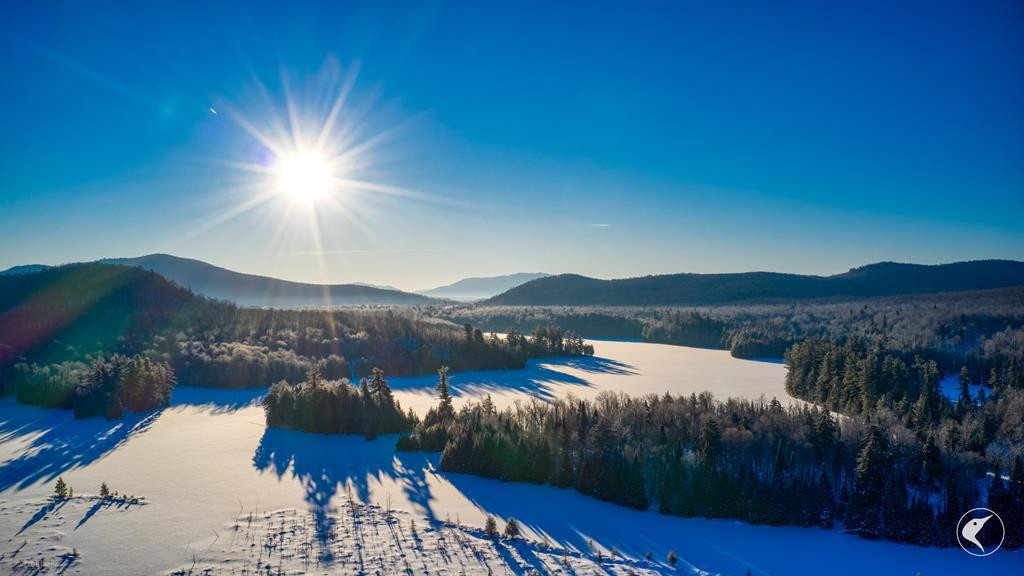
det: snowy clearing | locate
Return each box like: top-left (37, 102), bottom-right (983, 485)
top-left (389, 339), bottom-right (793, 414)
top-left (0, 341), bottom-right (1018, 575)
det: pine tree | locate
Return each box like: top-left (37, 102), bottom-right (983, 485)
top-left (484, 515), bottom-right (498, 538)
top-left (957, 366), bottom-right (972, 416)
top-left (912, 357), bottom-right (940, 430)
top-left (436, 366), bottom-right (454, 421)
top-left (920, 435), bottom-right (943, 487)
top-left (850, 425), bottom-right (889, 538)
top-left (54, 477), bottom-right (68, 500)
top-left (667, 549), bottom-right (677, 566)
top-left (368, 367), bottom-right (393, 405)
top-left (813, 409), bottom-right (837, 458)
top-left (503, 517), bottom-right (521, 539)
top-left (698, 419), bottom-right (721, 469)
top-left (100, 482), bottom-right (110, 499)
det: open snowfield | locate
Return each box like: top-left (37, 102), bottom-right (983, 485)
top-left (0, 341), bottom-right (1018, 575)
top-left (389, 339), bottom-right (794, 414)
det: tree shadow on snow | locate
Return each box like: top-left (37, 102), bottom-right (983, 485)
top-left (17, 496), bottom-right (67, 534)
top-left (0, 402), bottom-right (161, 492)
top-left (252, 427), bottom-right (435, 547)
top-left (440, 467), bottom-right (679, 567)
top-left (169, 386), bottom-right (265, 414)
top-left (388, 356), bottom-right (636, 403)
top-left (75, 496), bottom-right (142, 529)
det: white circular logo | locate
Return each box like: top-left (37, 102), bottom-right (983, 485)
top-left (956, 508), bottom-right (1005, 556)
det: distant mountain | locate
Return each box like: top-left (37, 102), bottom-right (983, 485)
top-left (0, 264), bottom-right (51, 276)
top-left (102, 254), bottom-right (436, 307)
top-left (486, 260), bottom-right (1024, 306)
top-left (420, 272), bottom-right (550, 301)
top-left (351, 282), bottom-right (402, 291)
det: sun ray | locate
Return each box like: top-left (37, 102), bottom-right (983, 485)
top-left (280, 69), bottom-right (306, 153)
top-left (316, 63), bottom-right (360, 153)
top-left (194, 59), bottom-right (448, 281)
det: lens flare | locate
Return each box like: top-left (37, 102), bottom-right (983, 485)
top-left (169, 60), bottom-right (440, 291)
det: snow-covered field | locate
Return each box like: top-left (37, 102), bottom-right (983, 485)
top-left (389, 339), bottom-right (794, 414)
top-left (0, 341), bottom-right (1018, 575)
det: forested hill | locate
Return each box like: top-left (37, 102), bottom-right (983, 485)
top-left (1, 263), bottom-right (589, 410)
top-left (0, 263), bottom-right (198, 368)
top-left (103, 253), bottom-right (436, 307)
top-left (486, 260), bottom-right (1024, 306)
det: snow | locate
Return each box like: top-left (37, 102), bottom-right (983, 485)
top-left (0, 341), bottom-right (1019, 575)
top-left (389, 339), bottom-right (796, 415)
top-left (938, 373), bottom-right (986, 403)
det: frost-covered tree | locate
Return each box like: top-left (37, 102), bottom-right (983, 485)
top-left (483, 515), bottom-right (498, 538)
top-left (503, 517), bottom-right (521, 539)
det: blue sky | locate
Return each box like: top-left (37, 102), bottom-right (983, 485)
top-left (1, 0), bottom-right (1022, 289)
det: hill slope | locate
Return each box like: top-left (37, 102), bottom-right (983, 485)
top-left (487, 260), bottom-right (1024, 306)
top-left (103, 254), bottom-right (435, 307)
top-left (0, 263), bottom-right (198, 367)
top-left (420, 272), bottom-right (550, 301)
top-left (0, 264), bottom-right (51, 276)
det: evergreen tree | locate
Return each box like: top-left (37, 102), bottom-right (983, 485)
top-left (849, 425), bottom-right (889, 538)
top-left (368, 367), bottom-right (394, 406)
top-left (503, 517), bottom-right (521, 539)
top-left (957, 366), bottom-right (972, 416)
top-left (698, 419), bottom-right (721, 469)
top-left (484, 515), bottom-right (498, 538)
top-left (436, 365), bottom-right (454, 421)
top-left (812, 409), bottom-right (837, 458)
top-left (912, 357), bottom-right (941, 430)
top-left (54, 477), bottom-right (69, 500)
top-left (920, 435), bottom-right (943, 487)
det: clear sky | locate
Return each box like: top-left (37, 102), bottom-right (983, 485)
top-left (1, 0), bottom-right (1022, 290)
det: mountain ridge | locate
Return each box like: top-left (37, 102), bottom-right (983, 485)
top-left (101, 254), bottom-right (436, 307)
top-left (486, 259), bottom-right (1024, 306)
top-left (419, 272), bottom-right (550, 301)
top-left (0, 264), bottom-right (51, 276)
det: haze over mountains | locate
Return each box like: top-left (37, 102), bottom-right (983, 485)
top-left (418, 272), bottom-right (550, 301)
top-left (0, 255), bottom-right (552, 306)
top-left (3, 256), bottom-right (1023, 308)
top-left (101, 254), bottom-right (435, 307)
top-left (486, 260), bottom-right (1024, 306)
top-left (0, 264), bottom-right (49, 276)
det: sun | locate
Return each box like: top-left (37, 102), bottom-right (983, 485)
top-left (274, 150), bottom-right (334, 204)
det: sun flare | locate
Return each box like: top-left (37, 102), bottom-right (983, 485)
top-left (274, 150), bottom-right (334, 204)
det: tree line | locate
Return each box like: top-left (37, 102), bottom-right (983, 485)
top-left (439, 286), bottom-right (1024, 371)
top-left (0, 264), bottom-right (591, 419)
top-left (399, 379), bottom-right (1024, 548)
top-left (14, 354), bottom-right (175, 419)
top-left (263, 366), bottom-right (413, 438)
top-left (785, 337), bottom-right (1024, 449)
top-left (263, 326), bottom-right (593, 439)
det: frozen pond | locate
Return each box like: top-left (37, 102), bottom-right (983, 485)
top-left (389, 339), bottom-right (793, 414)
top-left (0, 342), bottom-right (1017, 575)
